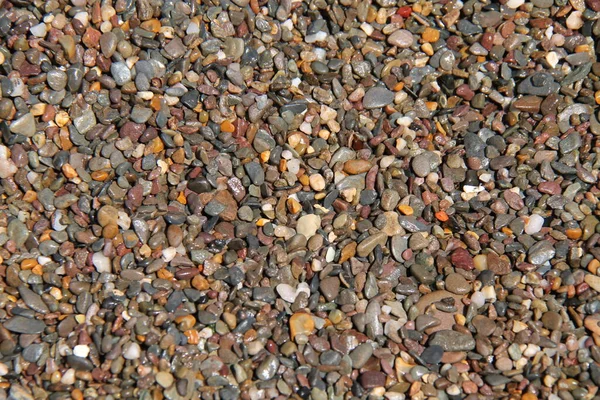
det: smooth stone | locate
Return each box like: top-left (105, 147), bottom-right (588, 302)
top-left (320, 277), bottom-right (340, 302)
top-left (296, 214), bottom-right (321, 239)
top-left (357, 232), bottom-right (387, 257)
top-left (111, 62), bottom-right (132, 85)
top-left (73, 108), bottom-right (96, 134)
top-left (429, 330), bottom-right (476, 351)
top-left (349, 343), bottom-right (373, 368)
top-left (18, 286), bottom-right (49, 314)
top-left (156, 371), bottom-right (174, 388)
top-left (4, 316), bottom-right (46, 334)
top-left (387, 29), bottom-right (413, 48)
top-left (528, 241), bottom-right (555, 265)
top-left (421, 345), bottom-right (444, 364)
top-left (9, 113), bottom-right (36, 137)
top-left (47, 69), bottom-right (68, 91)
top-left (445, 273), bottom-right (470, 295)
top-left (363, 87), bottom-right (394, 109)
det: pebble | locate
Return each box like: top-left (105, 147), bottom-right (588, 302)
top-left (4, 316), bottom-right (46, 334)
top-left (296, 214), bottom-right (321, 239)
top-left (363, 87), bottom-right (395, 109)
top-left (387, 30), bottom-right (414, 48)
top-left (429, 330), bottom-right (476, 351)
top-left (156, 371), bottom-right (174, 388)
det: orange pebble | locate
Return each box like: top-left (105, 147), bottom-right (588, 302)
top-left (435, 211), bottom-right (449, 222)
top-left (23, 190), bottom-right (37, 203)
top-left (422, 27), bottom-right (440, 43)
top-left (157, 269), bottom-right (173, 280)
top-left (71, 389), bottom-right (84, 400)
top-left (150, 96), bottom-right (163, 111)
top-left (566, 228), bottom-right (582, 240)
top-left (398, 205), bottom-right (414, 215)
top-left (220, 120), bottom-right (235, 133)
top-left (91, 170), bottom-right (109, 181)
top-left (90, 81), bottom-right (101, 92)
top-left (587, 259), bottom-right (599, 275)
top-left (21, 259), bottom-right (37, 270)
top-left (184, 330), bottom-right (199, 345)
top-left (298, 174), bottom-right (309, 186)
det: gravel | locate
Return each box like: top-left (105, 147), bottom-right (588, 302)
top-left (0, 0), bottom-right (600, 398)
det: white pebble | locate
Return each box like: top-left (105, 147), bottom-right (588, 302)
top-left (360, 22), bottom-right (374, 36)
top-left (471, 291), bottom-right (485, 308)
top-left (0, 158), bottom-right (17, 179)
top-left (276, 284), bottom-right (298, 303)
top-left (546, 51), bottom-right (559, 68)
top-left (186, 22), bottom-right (199, 35)
top-left (524, 214), bottom-right (544, 235)
top-left (299, 121), bottom-right (312, 134)
top-left (92, 252), bottom-right (111, 273)
top-left (61, 369), bottom-right (76, 385)
top-left (0, 363), bottom-right (7, 376)
top-left (296, 214), bottom-right (321, 239)
top-left (30, 23), bottom-right (47, 38)
top-left (505, 0), bottom-right (524, 7)
top-left (396, 116), bottom-right (413, 127)
top-left (73, 345), bottom-right (90, 358)
top-left (73, 12), bottom-right (89, 27)
top-left (566, 11), bottom-right (583, 30)
top-left (379, 156), bottom-right (395, 169)
top-left (52, 211), bottom-right (67, 231)
top-left (162, 247), bottom-right (177, 262)
top-left (287, 159), bottom-right (300, 174)
top-left (117, 211), bottom-right (131, 229)
top-left (523, 344), bottom-right (541, 357)
top-left (305, 31), bottom-right (327, 43)
top-left (276, 282), bottom-right (311, 303)
top-left (291, 77), bottom-right (302, 87)
top-left (481, 285), bottom-right (497, 301)
top-left (325, 247), bottom-right (335, 262)
top-left (123, 342), bottom-right (141, 360)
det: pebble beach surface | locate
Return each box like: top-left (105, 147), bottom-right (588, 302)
top-left (1, 0), bottom-right (600, 399)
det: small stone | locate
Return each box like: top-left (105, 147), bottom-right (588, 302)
top-left (156, 371), bottom-right (174, 388)
top-left (350, 343), bottom-right (373, 368)
top-left (363, 87), bottom-right (394, 109)
top-left (256, 355), bottom-right (279, 381)
top-left (309, 174), bottom-right (326, 191)
top-left (4, 316), bottom-right (46, 334)
top-left (528, 241), bottom-right (555, 265)
top-left (296, 214), bottom-right (321, 239)
top-left (111, 62), bottom-right (132, 85)
top-left (92, 252), bottom-right (111, 273)
top-left (344, 159), bottom-right (373, 174)
top-left (541, 311), bottom-right (561, 331)
top-left (357, 232), bottom-right (387, 257)
top-left (388, 29), bottom-right (414, 48)
top-left (524, 214), bottom-right (544, 235)
top-left (290, 313), bottom-right (315, 339)
top-left (9, 113), bottom-right (36, 137)
top-left (445, 273), bottom-right (470, 295)
top-left (429, 330), bottom-right (476, 351)
top-left (359, 371), bottom-right (386, 389)
top-left (421, 345), bottom-right (444, 364)
top-left (122, 342), bottom-right (141, 359)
